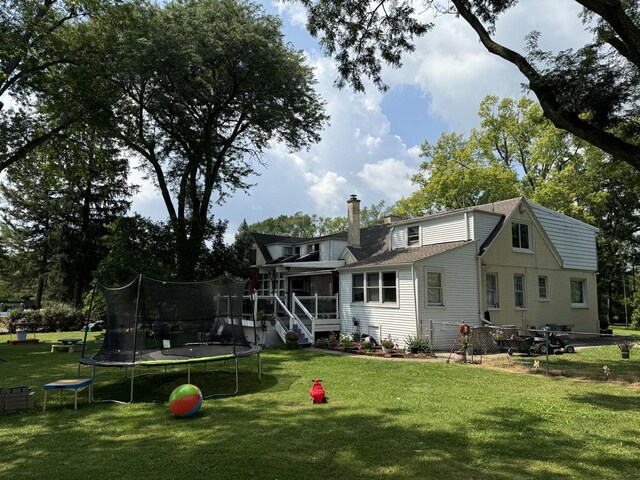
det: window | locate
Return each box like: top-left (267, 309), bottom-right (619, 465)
top-left (352, 271), bottom-right (397, 304)
top-left (352, 274), bottom-right (364, 302)
top-left (283, 245), bottom-right (293, 256)
top-left (407, 226), bottom-right (420, 247)
top-left (382, 272), bottom-right (397, 303)
top-left (571, 278), bottom-right (587, 307)
top-left (538, 276), bottom-right (549, 300)
top-left (249, 248), bottom-right (257, 266)
top-left (427, 271), bottom-right (443, 306)
top-left (366, 273), bottom-right (380, 302)
top-left (307, 243), bottom-right (319, 253)
top-left (486, 273), bottom-right (499, 308)
top-left (512, 222), bottom-right (531, 251)
top-left (514, 274), bottom-right (526, 309)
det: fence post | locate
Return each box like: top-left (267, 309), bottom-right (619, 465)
top-left (544, 326), bottom-right (550, 375)
top-left (429, 319), bottom-right (433, 354)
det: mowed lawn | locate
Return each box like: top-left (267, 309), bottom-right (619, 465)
top-left (1, 333), bottom-right (639, 480)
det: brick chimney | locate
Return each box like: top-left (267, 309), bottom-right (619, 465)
top-left (347, 195), bottom-right (361, 247)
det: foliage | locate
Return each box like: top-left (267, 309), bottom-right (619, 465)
top-left (0, 127), bottom-right (133, 307)
top-left (339, 334), bottom-right (353, 345)
top-left (285, 329), bottom-right (300, 348)
top-left (405, 334), bottom-right (430, 353)
top-left (380, 334), bottom-right (397, 349)
top-left (76, 0), bottom-right (327, 279)
top-left (247, 200), bottom-right (392, 237)
top-left (8, 302), bottom-right (84, 332)
top-left (618, 340), bottom-right (634, 351)
top-left (295, 0), bottom-right (640, 171)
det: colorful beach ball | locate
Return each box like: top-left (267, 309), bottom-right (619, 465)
top-left (168, 384), bottom-right (203, 417)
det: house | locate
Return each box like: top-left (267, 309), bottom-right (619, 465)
top-left (249, 196), bottom-right (599, 349)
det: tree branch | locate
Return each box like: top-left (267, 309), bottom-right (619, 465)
top-left (451, 0), bottom-right (640, 170)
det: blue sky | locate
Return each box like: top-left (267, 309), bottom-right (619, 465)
top-left (127, 0), bottom-right (592, 243)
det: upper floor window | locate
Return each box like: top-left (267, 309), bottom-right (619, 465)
top-left (407, 226), bottom-right (420, 247)
top-left (486, 273), bottom-right (499, 308)
top-left (514, 274), bottom-right (526, 309)
top-left (307, 243), bottom-right (319, 253)
top-left (571, 278), bottom-right (587, 307)
top-left (283, 245), bottom-right (293, 256)
top-left (538, 276), bottom-right (549, 300)
top-left (512, 222), bottom-right (531, 251)
top-left (352, 271), bottom-right (397, 304)
top-left (427, 271), bottom-right (444, 306)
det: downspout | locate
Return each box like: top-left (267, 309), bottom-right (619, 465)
top-left (476, 247), bottom-right (483, 320)
top-left (412, 264), bottom-right (421, 336)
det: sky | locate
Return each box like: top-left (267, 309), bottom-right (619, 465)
top-left (122, 1), bottom-right (593, 243)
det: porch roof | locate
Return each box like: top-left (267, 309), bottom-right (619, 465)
top-left (339, 240), bottom-right (473, 270)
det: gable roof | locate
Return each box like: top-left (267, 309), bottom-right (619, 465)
top-left (340, 240), bottom-right (474, 270)
top-left (250, 233), bottom-right (304, 263)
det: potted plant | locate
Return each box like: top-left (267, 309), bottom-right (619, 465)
top-left (381, 334), bottom-right (396, 353)
top-left (327, 331), bottom-right (339, 349)
top-left (285, 330), bottom-right (299, 349)
top-left (340, 334), bottom-right (354, 351)
top-left (618, 340), bottom-right (633, 359)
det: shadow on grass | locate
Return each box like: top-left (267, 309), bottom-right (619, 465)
top-left (567, 391), bottom-right (640, 410)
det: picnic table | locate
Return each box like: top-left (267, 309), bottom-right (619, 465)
top-left (51, 338), bottom-right (82, 353)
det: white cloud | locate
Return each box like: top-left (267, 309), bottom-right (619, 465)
top-left (305, 171), bottom-right (349, 214)
top-left (357, 158), bottom-right (415, 202)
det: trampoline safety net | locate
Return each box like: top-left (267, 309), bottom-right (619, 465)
top-left (94, 275), bottom-right (250, 364)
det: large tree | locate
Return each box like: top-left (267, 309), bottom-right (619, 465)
top-left (295, 0), bottom-right (640, 170)
top-left (80, 0), bottom-right (328, 279)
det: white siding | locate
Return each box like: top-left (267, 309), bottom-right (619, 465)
top-left (329, 240), bottom-right (348, 261)
top-left (423, 214), bottom-right (468, 245)
top-left (530, 203), bottom-right (598, 271)
top-left (319, 242), bottom-right (330, 261)
top-left (471, 212), bottom-right (501, 245)
top-left (339, 267), bottom-right (417, 346)
top-left (416, 243), bottom-right (480, 350)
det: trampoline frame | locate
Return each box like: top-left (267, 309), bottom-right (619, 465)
top-left (78, 275), bottom-right (262, 404)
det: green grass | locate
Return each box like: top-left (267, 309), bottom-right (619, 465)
top-left (611, 325), bottom-right (640, 336)
top-left (1, 334), bottom-right (640, 479)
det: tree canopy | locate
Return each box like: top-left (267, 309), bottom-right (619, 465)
top-left (295, 0), bottom-right (640, 170)
top-left (76, 0), bottom-right (328, 279)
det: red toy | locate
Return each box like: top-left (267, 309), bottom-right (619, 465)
top-left (309, 379), bottom-right (327, 404)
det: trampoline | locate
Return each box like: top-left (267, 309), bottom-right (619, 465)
top-left (79, 275), bottom-right (261, 403)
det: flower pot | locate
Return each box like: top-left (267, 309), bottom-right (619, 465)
top-left (452, 351), bottom-right (467, 363)
top-left (382, 346), bottom-right (393, 354)
top-left (621, 349), bottom-right (630, 359)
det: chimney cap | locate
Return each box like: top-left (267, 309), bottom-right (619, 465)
top-left (348, 194), bottom-right (359, 201)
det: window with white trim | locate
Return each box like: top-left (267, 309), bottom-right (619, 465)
top-left (538, 276), bottom-right (549, 300)
top-left (427, 271), bottom-right (444, 306)
top-left (352, 271), bottom-right (397, 304)
top-left (512, 222), bottom-right (531, 251)
top-left (407, 226), bottom-right (420, 247)
top-left (486, 273), bottom-right (499, 308)
top-left (514, 274), bottom-right (526, 309)
top-left (570, 278), bottom-right (587, 307)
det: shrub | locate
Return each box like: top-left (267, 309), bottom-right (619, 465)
top-left (405, 335), bottom-right (430, 353)
top-left (8, 303), bottom-right (84, 332)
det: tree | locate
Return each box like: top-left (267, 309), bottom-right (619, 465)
top-left (395, 131), bottom-right (519, 216)
top-left (247, 200), bottom-right (392, 237)
top-left (0, 0), bottom-right (112, 172)
top-left (82, 0), bottom-right (328, 279)
top-left (296, 0), bottom-right (640, 171)
top-left (0, 127), bottom-right (132, 307)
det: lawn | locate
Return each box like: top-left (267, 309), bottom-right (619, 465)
top-left (1, 333), bottom-right (640, 480)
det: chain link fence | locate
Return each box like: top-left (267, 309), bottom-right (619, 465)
top-left (429, 321), bottom-right (640, 382)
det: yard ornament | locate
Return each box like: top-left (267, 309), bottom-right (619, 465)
top-left (309, 379), bottom-right (327, 404)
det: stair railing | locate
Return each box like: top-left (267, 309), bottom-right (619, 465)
top-left (273, 295), bottom-right (313, 343)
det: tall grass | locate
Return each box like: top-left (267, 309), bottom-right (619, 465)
top-left (1, 334), bottom-right (639, 479)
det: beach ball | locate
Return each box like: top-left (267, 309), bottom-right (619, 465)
top-left (168, 384), bottom-right (203, 417)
